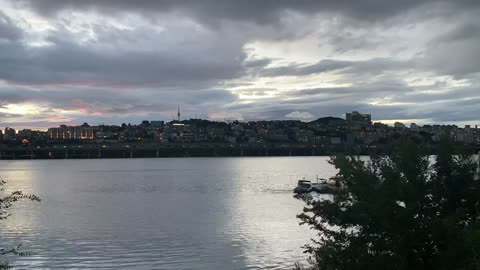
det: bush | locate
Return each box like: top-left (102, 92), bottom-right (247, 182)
top-left (298, 138), bottom-right (480, 270)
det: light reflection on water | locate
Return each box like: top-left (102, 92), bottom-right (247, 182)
top-left (0, 157), bottom-right (336, 269)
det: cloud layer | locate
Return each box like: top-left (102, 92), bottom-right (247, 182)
top-left (0, 0), bottom-right (479, 129)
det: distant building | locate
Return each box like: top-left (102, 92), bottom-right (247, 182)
top-left (154, 131), bottom-right (165, 142)
top-left (48, 124), bottom-right (95, 140)
top-left (95, 130), bottom-right (114, 142)
top-left (141, 120), bottom-right (150, 127)
top-left (268, 129), bottom-right (289, 141)
top-left (150, 121), bottom-right (164, 129)
top-left (394, 122), bottom-right (406, 129)
top-left (161, 122), bottom-right (194, 142)
top-left (410, 123), bottom-right (420, 132)
top-left (295, 129), bottom-right (314, 143)
top-left (346, 111), bottom-right (371, 126)
top-left (17, 129), bottom-right (32, 138)
top-left (3, 127), bottom-right (16, 141)
top-left (464, 125), bottom-right (474, 144)
top-left (330, 137), bottom-right (342, 145)
top-left (231, 124), bottom-right (244, 136)
top-left (207, 125), bottom-right (226, 140)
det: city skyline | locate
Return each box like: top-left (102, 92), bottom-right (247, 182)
top-left (2, 110), bottom-right (479, 133)
top-left (0, 109), bottom-right (480, 131)
top-left (1, 108), bottom-right (479, 132)
top-left (1, 1), bottom-right (480, 130)
top-left (2, 110), bottom-right (478, 154)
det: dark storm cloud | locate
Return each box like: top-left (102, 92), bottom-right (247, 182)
top-left (327, 32), bottom-right (382, 53)
top-left (227, 97), bottom-right (412, 122)
top-left (434, 23), bottom-right (480, 44)
top-left (1, 0), bottom-right (479, 127)
top-left (227, 78), bottom-right (479, 124)
top-left (286, 81), bottom-right (412, 98)
top-left (0, 20), bottom-right (246, 86)
top-left (260, 58), bottom-right (413, 77)
top-left (0, 11), bottom-right (22, 41)
top-left (0, 86), bottom-right (237, 115)
top-left (0, 12), bottom-right (25, 82)
top-left (17, 0), bottom-right (480, 25)
top-left (396, 86), bottom-right (480, 104)
top-left (0, 6), bottom-right (241, 127)
top-left (413, 101), bottom-right (480, 123)
top-left (260, 59), bottom-right (352, 77)
top-left (243, 58), bottom-right (272, 69)
top-left (422, 21), bottom-right (480, 78)
top-left (459, 97), bottom-right (480, 106)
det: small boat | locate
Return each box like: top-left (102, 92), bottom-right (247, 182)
top-left (293, 179), bottom-right (313, 193)
top-left (293, 176), bottom-right (344, 194)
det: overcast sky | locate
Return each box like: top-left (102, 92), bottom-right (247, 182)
top-left (0, 0), bottom-right (479, 130)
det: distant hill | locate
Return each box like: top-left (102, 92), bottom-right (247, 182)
top-left (309, 117), bottom-right (345, 124)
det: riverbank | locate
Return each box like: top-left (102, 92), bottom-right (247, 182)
top-left (1, 143), bottom-right (478, 159)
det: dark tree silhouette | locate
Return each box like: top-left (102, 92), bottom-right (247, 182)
top-left (297, 138), bottom-right (480, 270)
top-left (0, 180), bottom-right (40, 269)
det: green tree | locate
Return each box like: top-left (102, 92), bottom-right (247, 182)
top-left (297, 138), bottom-right (480, 270)
top-left (0, 180), bottom-right (40, 269)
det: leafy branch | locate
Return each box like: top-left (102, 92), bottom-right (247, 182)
top-left (0, 180), bottom-right (41, 269)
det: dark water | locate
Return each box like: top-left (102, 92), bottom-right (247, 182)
top-left (0, 157), bottom-right (336, 269)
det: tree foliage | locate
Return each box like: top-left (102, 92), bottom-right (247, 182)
top-left (298, 138), bottom-right (480, 270)
top-left (0, 180), bottom-right (40, 269)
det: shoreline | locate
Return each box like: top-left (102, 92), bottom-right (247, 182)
top-left (1, 144), bottom-right (479, 160)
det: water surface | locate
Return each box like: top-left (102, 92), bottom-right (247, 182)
top-left (0, 157), bottom-right (336, 269)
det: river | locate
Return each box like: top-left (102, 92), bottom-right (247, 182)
top-left (0, 157), bottom-right (337, 269)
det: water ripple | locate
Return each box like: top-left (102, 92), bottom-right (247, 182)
top-left (0, 157), bottom-right (328, 269)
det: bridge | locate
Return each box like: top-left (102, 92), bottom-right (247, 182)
top-left (0, 143), bottom-right (332, 159)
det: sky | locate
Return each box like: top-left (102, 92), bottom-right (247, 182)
top-left (0, 0), bottom-right (479, 130)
